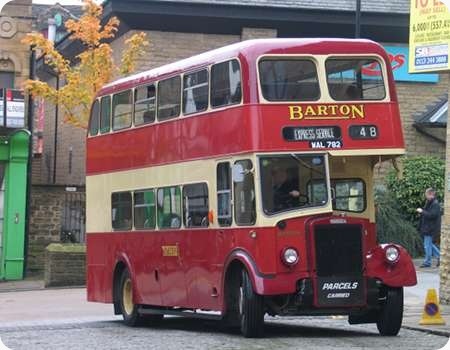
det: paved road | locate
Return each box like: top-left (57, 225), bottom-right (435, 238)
top-left (1, 316), bottom-right (448, 350)
top-left (0, 270), bottom-right (449, 350)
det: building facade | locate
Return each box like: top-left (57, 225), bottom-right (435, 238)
top-left (0, 0), bottom-right (32, 280)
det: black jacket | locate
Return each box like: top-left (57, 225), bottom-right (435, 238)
top-left (419, 199), bottom-right (441, 237)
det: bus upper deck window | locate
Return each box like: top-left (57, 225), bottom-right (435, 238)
top-left (89, 99), bottom-right (99, 136)
top-left (158, 76), bottom-right (181, 121)
top-left (183, 69), bottom-right (209, 115)
top-left (112, 90), bottom-right (132, 131)
top-left (326, 58), bottom-right (386, 101)
top-left (211, 59), bottom-right (242, 108)
top-left (100, 95), bottom-right (111, 134)
top-left (259, 59), bottom-right (320, 102)
top-left (135, 84), bottom-right (156, 126)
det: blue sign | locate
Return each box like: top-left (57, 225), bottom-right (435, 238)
top-left (383, 46), bottom-right (439, 83)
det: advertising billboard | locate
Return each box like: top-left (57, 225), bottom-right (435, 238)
top-left (409, 0), bottom-right (450, 73)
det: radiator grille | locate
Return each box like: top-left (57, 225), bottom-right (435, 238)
top-left (314, 224), bottom-right (363, 277)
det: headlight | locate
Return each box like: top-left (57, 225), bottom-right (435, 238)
top-left (384, 245), bottom-right (400, 264)
top-left (281, 247), bottom-right (299, 266)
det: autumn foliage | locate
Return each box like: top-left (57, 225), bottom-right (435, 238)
top-left (22, 0), bottom-right (149, 128)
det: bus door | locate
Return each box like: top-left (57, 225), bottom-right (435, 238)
top-left (157, 186), bottom-right (188, 307)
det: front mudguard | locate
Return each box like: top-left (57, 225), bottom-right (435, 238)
top-left (366, 244), bottom-right (417, 287)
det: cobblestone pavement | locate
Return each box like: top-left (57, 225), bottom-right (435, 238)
top-left (1, 315), bottom-right (448, 350)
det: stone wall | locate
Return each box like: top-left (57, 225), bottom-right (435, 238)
top-left (44, 243), bottom-right (86, 287)
top-left (27, 184), bottom-right (85, 276)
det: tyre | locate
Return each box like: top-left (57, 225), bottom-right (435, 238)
top-left (239, 269), bottom-right (265, 338)
top-left (376, 287), bottom-right (403, 336)
top-left (118, 269), bottom-right (163, 327)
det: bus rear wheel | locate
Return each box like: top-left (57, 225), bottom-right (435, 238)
top-left (118, 269), bottom-right (163, 327)
top-left (376, 287), bottom-right (403, 336)
top-left (238, 269), bottom-right (265, 338)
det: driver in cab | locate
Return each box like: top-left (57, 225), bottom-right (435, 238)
top-left (272, 166), bottom-right (301, 211)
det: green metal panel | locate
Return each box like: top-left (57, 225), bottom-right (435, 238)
top-left (0, 129), bottom-right (30, 280)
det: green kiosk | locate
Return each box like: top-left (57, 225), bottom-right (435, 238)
top-left (0, 129), bottom-right (30, 280)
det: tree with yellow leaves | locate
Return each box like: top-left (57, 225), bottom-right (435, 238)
top-left (22, 0), bottom-right (149, 128)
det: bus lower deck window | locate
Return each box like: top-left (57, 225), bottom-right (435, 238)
top-left (233, 160), bottom-right (256, 225)
top-left (134, 190), bottom-right (156, 229)
top-left (157, 186), bottom-right (182, 229)
top-left (111, 192), bottom-right (132, 230)
top-left (183, 183), bottom-right (209, 227)
top-left (217, 162), bottom-right (232, 226)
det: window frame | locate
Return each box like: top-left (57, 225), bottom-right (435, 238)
top-left (111, 191), bottom-right (133, 231)
top-left (325, 56), bottom-right (387, 102)
top-left (88, 99), bottom-right (100, 136)
top-left (157, 75), bottom-right (182, 121)
top-left (112, 89), bottom-right (133, 131)
top-left (258, 57), bottom-right (321, 102)
top-left (134, 83), bottom-right (156, 126)
top-left (259, 154), bottom-right (329, 216)
top-left (331, 178), bottom-right (367, 213)
top-left (182, 68), bottom-right (209, 116)
top-left (233, 159), bottom-right (256, 226)
top-left (133, 189), bottom-right (157, 230)
top-left (182, 182), bottom-right (210, 228)
top-left (217, 162), bottom-right (233, 227)
top-left (156, 186), bottom-right (182, 230)
top-left (210, 59), bottom-right (243, 109)
top-left (100, 95), bottom-right (111, 134)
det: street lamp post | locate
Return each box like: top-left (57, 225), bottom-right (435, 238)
top-left (355, 0), bottom-right (361, 38)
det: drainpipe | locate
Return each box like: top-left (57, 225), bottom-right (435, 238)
top-left (47, 18), bottom-right (59, 185)
top-left (23, 47), bottom-right (36, 278)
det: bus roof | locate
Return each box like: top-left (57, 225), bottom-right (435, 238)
top-left (99, 38), bottom-right (388, 96)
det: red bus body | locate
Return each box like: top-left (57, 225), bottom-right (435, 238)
top-left (86, 39), bottom-right (416, 329)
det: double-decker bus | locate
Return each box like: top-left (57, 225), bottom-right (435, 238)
top-left (86, 38), bottom-right (417, 338)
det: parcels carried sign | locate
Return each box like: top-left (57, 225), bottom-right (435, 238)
top-left (409, 0), bottom-right (450, 72)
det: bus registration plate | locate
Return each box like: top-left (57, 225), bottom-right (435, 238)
top-left (309, 140), bottom-right (343, 149)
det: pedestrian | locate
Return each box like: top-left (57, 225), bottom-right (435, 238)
top-left (416, 188), bottom-right (441, 268)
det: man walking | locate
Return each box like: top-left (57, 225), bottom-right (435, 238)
top-left (417, 188), bottom-right (441, 268)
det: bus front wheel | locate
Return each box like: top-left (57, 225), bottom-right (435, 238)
top-left (239, 269), bottom-right (265, 338)
top-left (376, 287), bottom-right (403, 336)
